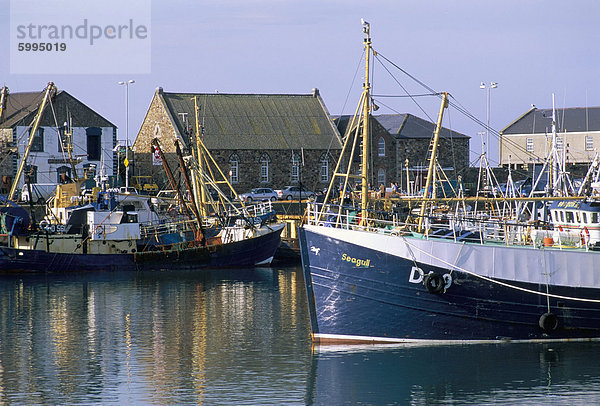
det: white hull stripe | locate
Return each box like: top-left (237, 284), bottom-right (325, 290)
top-left (313, 333), bottom-right (600, 346)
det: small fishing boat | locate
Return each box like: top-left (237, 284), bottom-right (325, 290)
top-left (299, 20), bottom-right (600, 344)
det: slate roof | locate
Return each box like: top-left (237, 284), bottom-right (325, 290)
top-left (502, 106), bottom-right (600, 135)
top-left (0, 91), bottom-right (45, 128)
top-left (334, 113), bottom-right (468, 139)
top-left (159, 90), bottom-right (341, 150)
top-left (375, 113), bottom-right (468, 139)
top-left (0, 88), bottom-right (115, 129)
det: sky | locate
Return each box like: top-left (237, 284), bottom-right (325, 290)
top-left (2, 0), bottom-right (600, 166)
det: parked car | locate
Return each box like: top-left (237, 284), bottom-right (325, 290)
top-left (275, 185), bottom-right (315, 200)
top-left (238, 188), bottom-right (278, 202)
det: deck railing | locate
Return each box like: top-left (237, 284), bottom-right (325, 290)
top-left (305, 202), bottom-right (588, 250)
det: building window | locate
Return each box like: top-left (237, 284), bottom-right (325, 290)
top-left (58, 126), bottom-right (65, 152)
top-left (291, 153), bottom-right (300, 182)
top-left (526, 137), bottom-right (533, 152)
top-left (229, 154), bottom-right (239, 183)
top-left (30, 128), bottom-right (44, 152)
top-left (320, 154), bottom-right (329, 183)
top-left (556, 136), bottom-right (563, 150)
top-left (57, 166), bottom-right (72, 183)
top-left (586, 135), bottom-right (594, 151)
top-left (377, 168), bottom-right (386, 185)
top-left (86, 127), bottom-right (102, 161)
top-left (24, 164), bottom-right (38, 184)
top-left (378, 137), bottom-right (386, 156)
top-left (260, 154), bottom-right (270, 183)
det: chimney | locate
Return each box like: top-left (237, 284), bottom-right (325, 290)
top-left (312, 88), bottom-right (319, 97)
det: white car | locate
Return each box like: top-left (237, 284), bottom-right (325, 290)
top-left (275, 186), bottom-right (314, 200)
top-left (238, 188), bottom-right (278, 202)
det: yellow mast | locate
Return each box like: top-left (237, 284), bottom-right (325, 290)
top-left (8, 82), bottom-right (56, 201)
top-left (360, 19), bottom-right (371, 226)
top-left (418, 91), bottom-right (448, 232)
top-left (194, 96), bottom-right (208, 217)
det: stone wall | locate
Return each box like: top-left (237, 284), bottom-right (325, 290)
top-left (132, 91), bottom-right (342, 195)
top-left (396, 137), bottom-right (469, 175)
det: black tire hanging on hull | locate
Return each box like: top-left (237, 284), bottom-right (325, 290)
top-left (539, 312), bottom-right (559, 332)
top-left (423, 273), bottom-right (445, 294)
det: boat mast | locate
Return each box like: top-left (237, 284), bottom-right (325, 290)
top-left (314, 19), bottom-right (373, 225)
top-left (0, 86), bottom-right (8, 123)
top-left (8, 82), bottom-right (56, 201)
top-left (551, 93), bottom-right (558, 195)
top-left (418, 91), bottom-right (448, 232)
top-left (360, 18), bottom-right (372, 225)
top-left (62, 112), bottom-right (79, 181)
top-left (193, 96), bottom-right (208, 218)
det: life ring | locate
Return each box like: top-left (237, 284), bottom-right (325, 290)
top-left (557, 225), bottom-right (563, 232)
top-left (581, 227), bottom-right (590, 245)
top-left (443, 273), bottom-right (453, 289)
top-left (423, 272), bottom-right (445, 294)
top-left (39, 220), bottom-right (49, 229)
top-left (539, 312), bottom-right (559, 332)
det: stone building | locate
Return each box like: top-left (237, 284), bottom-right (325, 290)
top-left (336, 113), bottom-right (470, 193)
top-left (500, 106), bottom-right (600, 174)
top-left (133, 87), bottom-right (342, 194)
top-left (0, 85), bottom-right (117, 198)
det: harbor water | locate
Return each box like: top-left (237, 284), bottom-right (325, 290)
top-left (0, 265), bottom-right (599, 405)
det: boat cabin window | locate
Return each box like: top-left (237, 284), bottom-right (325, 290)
top-left (582, 212), bottom-right (588, 224)
top-left (560, 211), bottom-right (565, 222)
top-left (575, 212), bottom-right (581, 223)
top-left (121, 213), bottom-right (138, 224)
top-left (566, 211), bottom-right (574, 223)
top-left (551, 211), bottom-right (557, 223)
top-left (593, 213), bottom-right (599, 224)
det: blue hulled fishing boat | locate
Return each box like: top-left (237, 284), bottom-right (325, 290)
top-left (299, 20), bottom-right (600, 344)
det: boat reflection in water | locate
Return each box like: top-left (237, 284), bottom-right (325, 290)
top-left (0, 267), bottom-right (312, 405)
top-left (306, 342), bottom-right (600, 405)
top-left (1, 266), bottom-right (599, 405)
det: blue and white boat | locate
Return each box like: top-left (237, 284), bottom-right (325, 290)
top-left (299, 21), bottom-right (600, 344)
top-left (0, 191), bottom-right (284, 273)
top-left (300, 207), bottom-right (600, 343)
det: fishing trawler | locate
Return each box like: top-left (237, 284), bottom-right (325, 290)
top-left (299, 21), bottom-right (600, 344)
top-left (0, 85), bottom-right (284, 272)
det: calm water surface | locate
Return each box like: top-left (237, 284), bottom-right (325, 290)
top-left (0, 265), bottom-right (599, 405)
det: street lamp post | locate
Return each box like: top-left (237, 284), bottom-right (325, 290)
top-left (118, 79), bottom-right (135, 189)
top-left (480, 81), bottom-right (497, 159)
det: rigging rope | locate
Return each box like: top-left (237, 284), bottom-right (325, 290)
top-left (373, 50), bottom-right (539, 163)
top-left (400, 235), bottom-right (600, 303)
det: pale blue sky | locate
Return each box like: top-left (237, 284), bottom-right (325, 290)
top-left (2, 0), bottom-right (600, 165)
